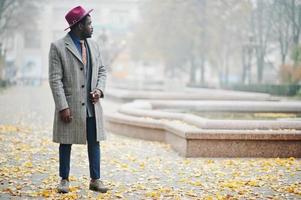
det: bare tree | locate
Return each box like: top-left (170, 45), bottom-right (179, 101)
top-left (131, 0), bottom-right (252, 85)
top-left (272, 1), bottom-right (292, 65)
top-left (199, 0), bottom-right (251, 85)
top-left (251, 0), bottom-right (274, 83)
top-left (0, 0), bottom-right (40, 80)
top-left (271, 0), bottom-right (301, 65)
top-left (0, 0), bottom-right (39, 40)
top-left (131, 0), bottom-right (198, 80)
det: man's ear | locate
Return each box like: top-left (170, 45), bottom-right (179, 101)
top-left (78, 23), bottom-right (83, 30)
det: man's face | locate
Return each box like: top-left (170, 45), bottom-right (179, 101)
top-left (81, 15), bottom-right (93, 38)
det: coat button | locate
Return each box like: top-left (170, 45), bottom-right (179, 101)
top-left (80, 68), bottom-right (83, 71)
top-left (81, 85), bottom-right (85, 88)
top-left (82, 103), bottom-right (85, 106)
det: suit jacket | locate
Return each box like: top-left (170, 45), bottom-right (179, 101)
top-left (48, 34), bottom-right (106, 144)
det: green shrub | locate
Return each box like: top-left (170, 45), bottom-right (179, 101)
top-left (223, 84), bottom-right (301, 96)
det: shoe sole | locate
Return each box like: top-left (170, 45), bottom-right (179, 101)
top-left (89, 186), bottom-right (108, 193)
top-left (57, 188), bottom-right (69, 193)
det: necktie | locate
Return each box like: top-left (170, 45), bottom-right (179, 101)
top-left (80, 40), bottom-right (87, 66)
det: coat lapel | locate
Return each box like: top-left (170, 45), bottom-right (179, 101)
top-left (64, 34), bottom-right (84, 65)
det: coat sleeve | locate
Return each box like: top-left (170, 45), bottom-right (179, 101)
top-left (48, 43), bottom-right (69, 111)
top-left (95, 43), bottom-right (107, 98)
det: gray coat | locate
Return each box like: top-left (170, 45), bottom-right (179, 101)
top-left (48, 34), bottom-right (106, 144)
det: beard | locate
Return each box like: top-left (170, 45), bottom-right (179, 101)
top-left (85, 32), bottom-right (92, 38)
top-left (82, 30), bottom-right (92, 39)
top-left (84, 30), bottom-right (93, 38)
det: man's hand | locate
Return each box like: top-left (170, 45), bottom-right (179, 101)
top-left (90, 89), bottom-right (102, 104)
top-left (59, 108), bottom-right (72, 123)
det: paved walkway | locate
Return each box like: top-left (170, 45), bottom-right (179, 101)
top-left (0, 84), bottom-right (300, 199)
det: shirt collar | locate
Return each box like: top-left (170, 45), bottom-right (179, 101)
top-left (69, 31), bottom-right (81, 44)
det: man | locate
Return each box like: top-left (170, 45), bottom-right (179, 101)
top-left (48, 6), bottom-right (108, 193)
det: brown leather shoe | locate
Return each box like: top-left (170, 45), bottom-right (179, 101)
top-left (89, 179), bottom-right (109, 193)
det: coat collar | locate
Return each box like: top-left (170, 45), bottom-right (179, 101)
top-left (64, 34), bottom-right (95, 67)
top-left (64, 34), bottom-right (83, 64)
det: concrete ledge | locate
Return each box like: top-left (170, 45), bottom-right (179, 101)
top-left (185, 139), bottom-right (301, 157)
top-left (118, 100), bottom-right (301, 130)
top-left (105, 99), bottom-right (301, 157)
top-left (107, 88), bottom-right (274, 102)
top-left (105, 112), bottom-right (301, 157)
top-left (106, 120), bottom-right (165, 142)
top-left (121, 100), bottom-right (301, 114)
top-left (148, 100), bottom-right (301, 112)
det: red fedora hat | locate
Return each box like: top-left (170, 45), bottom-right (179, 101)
top-left (64, 6), bottom-right (93, 31)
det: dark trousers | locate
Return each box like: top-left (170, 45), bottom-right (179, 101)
top-left (59, 117), bottom-right (100, 179)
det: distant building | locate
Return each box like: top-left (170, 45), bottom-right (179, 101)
top-left (3, 0), bottom-right (141, 83)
